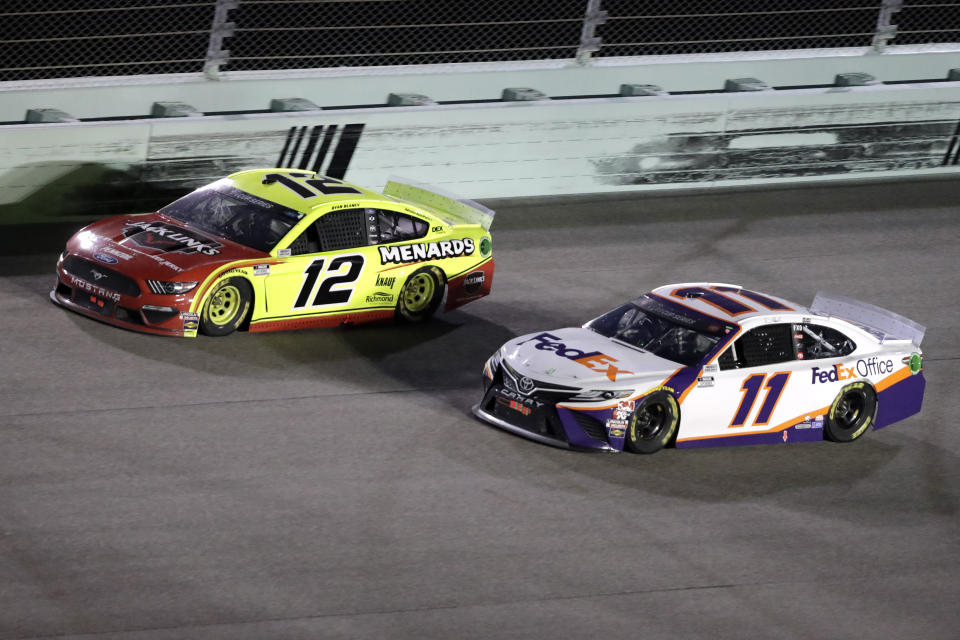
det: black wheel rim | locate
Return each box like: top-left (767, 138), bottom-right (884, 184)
top-left (835, 391), bottom-right (866, 429)
top-left (633, 403), bottom-right (667, 440)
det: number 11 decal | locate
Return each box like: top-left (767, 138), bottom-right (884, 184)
top-left (730, 372), bottom-right (791, 427)
top-left (293, 254), bottom-right (364, 309)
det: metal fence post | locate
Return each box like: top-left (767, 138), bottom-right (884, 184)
top-left (872, 0), bottom-right (903, 52)
top-left (204, 0), bottom-right (239, 79)
top-left (577, 0), bottom-right (607, 64)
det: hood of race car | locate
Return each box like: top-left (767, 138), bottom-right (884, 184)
top-left (67, 212), bottom-right (268, 279)
top-left (500, 327), bottom-right (682, 387)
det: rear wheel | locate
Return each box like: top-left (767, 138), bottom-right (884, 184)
top-left (625, 392), bottom-right (680, 454)
top-left (396, 267), bottom-right (444, 322)
top-left (199, 277), bottom-right (251, 336)
top-left (824, 382), bottom-right (877, 442)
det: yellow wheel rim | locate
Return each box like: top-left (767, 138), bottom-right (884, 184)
top-left (403, 273), bottom-right (435, 312)
top-left (206, 284), bottom-right (242, 326)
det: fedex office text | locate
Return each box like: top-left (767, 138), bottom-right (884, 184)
top-left (811, 357), bottom-right (894, 384)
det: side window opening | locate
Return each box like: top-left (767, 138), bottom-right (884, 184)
top-left (288, 223), bottom-right (320, 255)
top-left (797, 323), bottom-right (856, 360)
top-left (720, 324), bottom-right (795, 369)
top-left (376, 209), bottom-right (428, 244)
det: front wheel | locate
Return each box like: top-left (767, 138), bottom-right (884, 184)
top-left (824, 382), bottom-right (877, 442)
top-left (199, 277), bottom-right (252, 336)
top-left (396, 267), bottom-right (444, 322)
top-left (625, 392), bottom-right (680, 454)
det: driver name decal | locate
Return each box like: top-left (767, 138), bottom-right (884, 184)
top-left (518, 332), bottom-right (633, 382)
top-left (122, 220), bottom-right (223, 256)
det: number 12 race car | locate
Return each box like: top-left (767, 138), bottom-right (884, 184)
top-left (52, 170), bottom-right (494, 336)
top-left (475, 283), bottom-right (925, 453)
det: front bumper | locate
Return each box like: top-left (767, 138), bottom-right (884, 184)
top-left (473, 374), bottom-right (618, 452)
top-left (52, 257), bottom-right (197, 337)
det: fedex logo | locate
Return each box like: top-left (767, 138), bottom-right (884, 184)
top-left (811, 357), bottom-right (895, 384)
top-left (811, 364), bottom-right (856, 384)
top-left (518, 332), bottom-right (633, 382)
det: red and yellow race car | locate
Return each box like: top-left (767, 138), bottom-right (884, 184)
top-left (52, 169), bottom-right (494, 337)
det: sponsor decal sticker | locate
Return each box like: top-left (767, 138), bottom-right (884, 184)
top-left (365, 291), bottom-right (395, 304)
top-left (93, 252), bottom-right (118, 265)
top-left (122, 220), bottom-right (223, 256)
top-left (517, 332), bottom-right (633, 382)
top-left (101, 246), bottom-right (133, 261)
top-left (376, 275), bottom-right (397, 289)
top-left (277, 248), bottom-right (292, 257)
top-left (606, 418), bottom-right (628, 433)
top-left (783, 431), bottom-right (788, 442)
top-left (253, 264), bottom-right (270, 276)
top-left (702, 363), bottom-right (719, 373)
top-left (697, 376), bottom-right (715, 388)
top-left (378, 238), bottom-right (475, 265)
top-left (431, 225), bottom-right (443, 233)
top-left (811, 357), bottom-right (894, 383)
top-left (181, 312), bottom-right (200, 331)
top-left (464, 270), bottom-right (485, 294)
top-left (480, 237), bottom-right (491, 257)
top-left (613, 400), bottom-right (635, 421)
top-left (813, 414), bottom-right (824, 429)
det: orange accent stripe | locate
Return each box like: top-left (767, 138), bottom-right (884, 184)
top-left (670, 286), bottom-right (757, 317)
top-left (876, 366), bottom-right (912, 391)
top-left (649, 292), bottom-right (739, 327)
top-left (677, 404), bottom-right (831, 443)
top-left (555, 367), bottom-right (683, 411)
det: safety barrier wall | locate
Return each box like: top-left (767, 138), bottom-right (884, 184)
top-left (2, 79), bottom-right (959, 224)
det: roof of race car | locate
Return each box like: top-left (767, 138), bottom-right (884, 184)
top-left (646, 282), bottom-right (806, 324)
top-left (226, 168), bottom-right (418, 216)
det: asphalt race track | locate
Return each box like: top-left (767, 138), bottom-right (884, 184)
top-left (1, 177), bottom-right (958, 639)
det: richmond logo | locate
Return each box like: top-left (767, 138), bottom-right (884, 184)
top-left (122, 221), bottom-right (223, 256)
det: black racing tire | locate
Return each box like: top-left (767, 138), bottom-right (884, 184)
top-left (199, 277), bottom-right (252, 337)
top-left (624, 391), bottom-right (680, 454)
top-left (824, 381), bottom-right (877, 443)
top-left (396, 266), bottom-right (444, 323)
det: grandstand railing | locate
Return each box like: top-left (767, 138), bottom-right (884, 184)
top-left (2, 0), bottom-right (958, 83)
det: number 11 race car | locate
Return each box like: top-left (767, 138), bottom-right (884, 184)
top-left (52, 170), bottom-right (494, 337)
top-left (474, 283), bottom-right (925, 453)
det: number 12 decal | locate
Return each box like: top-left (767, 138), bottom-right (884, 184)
top-left (294, 254), bottom-right (364, 309)
top-left (730, 372), bottom-right (791, 427)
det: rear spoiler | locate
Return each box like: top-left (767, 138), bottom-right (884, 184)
top-left (811, 292), bottom-right (925, 346)
top-left (383, 176), bottom-right (494, 231)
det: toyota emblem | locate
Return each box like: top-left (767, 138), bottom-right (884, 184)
top-left (518, 376), bottom-right (535, 394)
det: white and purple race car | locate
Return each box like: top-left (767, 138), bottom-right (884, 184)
top-left (473, 283), bottom-right (925, 453)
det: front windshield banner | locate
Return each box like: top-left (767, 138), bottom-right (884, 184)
top-left (160, 181), bottom-right (304, 252)
top-left (586, 295), bottom-right (733, 367)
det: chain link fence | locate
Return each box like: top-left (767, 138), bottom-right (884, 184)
top-left (2, 0), bottom-right (959, 82)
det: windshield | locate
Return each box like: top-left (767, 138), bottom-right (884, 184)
top-left (160, 181), bottom-right (303, 252)
top-left (586, 296), bottom-right (730, 366)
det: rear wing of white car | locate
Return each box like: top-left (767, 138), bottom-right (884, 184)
top-left (383, 176), bottom-right (495, 231)
top-left (811, 292), bottom-right (925, 346)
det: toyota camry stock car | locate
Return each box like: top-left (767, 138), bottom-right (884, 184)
top-left (474, 283), bottom-right (925, 453)
top-left (52, 170), bottom-right (494, 336)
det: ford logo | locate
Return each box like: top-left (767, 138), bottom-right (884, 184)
top-left (93, 252), bottom-right (118, 265)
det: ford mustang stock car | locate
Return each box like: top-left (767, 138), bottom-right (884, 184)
top-left (474, 283), bottom-right (925, 453)
top-left (52, 170), bottom-right (494, 336)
